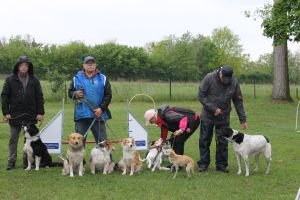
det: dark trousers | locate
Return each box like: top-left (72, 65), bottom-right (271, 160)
top-left (8, 125), bottom-right (22, 165)
top-left (198, 120), bottom-right (229, 169)
top-left (75, 118), bottom-right (107, 146)
top-left (169, 117), bottom-right (200, 155)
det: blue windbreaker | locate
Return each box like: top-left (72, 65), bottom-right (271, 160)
top-left (73, 71), bottom-right (109, 120)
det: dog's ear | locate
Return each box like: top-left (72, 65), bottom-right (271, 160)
top-left (232, 132), bottom-right (244, 144)
top-left (79, 134), bottom-right (84, 141)
top-left (32, 124), bottom-right (39, 135)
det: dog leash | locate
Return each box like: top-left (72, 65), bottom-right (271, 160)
top-left (83, 118), bottom-right (97, 139)
top-left (74, 96), bottom-right (117, 144)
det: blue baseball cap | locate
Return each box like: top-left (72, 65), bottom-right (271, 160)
top-left (83, 56), bottom-right (96, 64)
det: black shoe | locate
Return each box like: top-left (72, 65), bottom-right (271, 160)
top-left (6, 163), bottom-right (15, 170)
top-left (198, 166), bottom-right (208, 172)
top-left (216, 167), bottom-right (229, 173)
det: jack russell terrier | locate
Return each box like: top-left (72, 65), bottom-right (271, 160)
top-left (217, 127), bottom-right (271, 177)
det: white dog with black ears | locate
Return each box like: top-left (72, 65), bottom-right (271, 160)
top-left (218, 127), bottom-right (271, 177)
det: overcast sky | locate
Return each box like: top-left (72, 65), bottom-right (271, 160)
top-left (0, 0), bottom-right (299, 60)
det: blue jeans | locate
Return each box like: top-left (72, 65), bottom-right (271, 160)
top-left (198, 120), bottom-right (229, 169)
top-left (75, 118), bottom-right (107, 146)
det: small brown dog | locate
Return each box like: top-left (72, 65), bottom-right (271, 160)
top-left (163, 148), bottom-right (194, 178)
top-left (62, 133), bottom-right (85, 177)
top-left (118, 137), bottom-right (143, 176)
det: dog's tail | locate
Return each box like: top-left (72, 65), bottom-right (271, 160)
top-left (264, 143), bottom-right (272, 161)
top-left (139, 155), bottom-right (146, 162)
top-left (264, 136), bottom-right (270, 143)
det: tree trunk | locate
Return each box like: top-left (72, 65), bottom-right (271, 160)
top-left (272, 41), bottom-right (292, 101)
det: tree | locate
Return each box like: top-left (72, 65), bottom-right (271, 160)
top-left (195, 36), bottom-right (220, 79)
top-left (258, 0), bottom-right (300, 101)
top-left (210, 27), bottom-right (245, 76)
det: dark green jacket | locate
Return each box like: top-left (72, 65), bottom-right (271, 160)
top-left (198, 70), bottom-right (246, 125)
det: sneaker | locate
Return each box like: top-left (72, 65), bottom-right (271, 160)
top-left (6, 163), bottom-right (15, 170)
top-left (198, 166), bottom-right (208, 172)
top-left (216, 166), bottom-right (229, 173)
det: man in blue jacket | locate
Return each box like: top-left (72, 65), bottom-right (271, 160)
top-left (69, 56), bottom-right (112, 145)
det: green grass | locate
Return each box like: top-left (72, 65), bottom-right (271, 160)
top-left (0, 82), bottom-right (300, 199)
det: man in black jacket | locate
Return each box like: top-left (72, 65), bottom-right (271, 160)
top-left (198, 65), bottom-right (248, 173)
top-left (1, 56), bottom-right (45, 170)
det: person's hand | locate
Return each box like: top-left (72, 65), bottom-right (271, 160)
top-left (36, 114), bottom-right (44, 121)
top-left (76, 90), bottom-right (84, 98)
top-left (173, 129), bottom-right (183, 136)
top-left (214, 108), bottom-right (222, 116)
top-left (241, 122), bottom-right (248, 129)
top-left (4, 114), bottom-right (11, 122)
top-left (94, 108), bottom-right (103, 118)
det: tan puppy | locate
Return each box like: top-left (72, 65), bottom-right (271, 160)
top-left (118, 137), bottom-right (143, 176)
top-left (90, 140), bottom-right (115, 174)
top-left (62, 133), bottom-right (85, 177)
top-left (163, 148), bottom-right (195, 179)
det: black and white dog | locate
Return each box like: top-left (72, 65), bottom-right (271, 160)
top-left (218, 127), bottom-right (271, 177)
top-left (23, 123), bottom-right (52, 171)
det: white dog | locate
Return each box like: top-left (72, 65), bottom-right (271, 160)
top-left (143, 138), bottom-right (169, 172)
top-left (118, 137), bottom-right (143, 176)
top-left (90, 140), bottom-right (115, 174)
top-left (218, 128), bottom-right (272, 177)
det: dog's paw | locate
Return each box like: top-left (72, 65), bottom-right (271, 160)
top-left (25, 167), bottom-right (31, 171)
top-left (237, 170), bottom-right (241, 175)
top-left (35, 168), bottom-right (39, 171)
top-left (245, 173), bottom-right (249, 177)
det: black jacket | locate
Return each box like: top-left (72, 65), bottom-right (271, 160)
top-left (158, 105), bottom-right (197, 132)
top-left (1, 57), bottom-right (45, 126)
top-left (198, 69), bottom-right (246, 125)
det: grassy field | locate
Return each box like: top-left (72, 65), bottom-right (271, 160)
top-left (0, 82), bottom-right (300, 199)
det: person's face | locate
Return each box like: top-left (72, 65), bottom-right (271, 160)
top-left (149, 115), bottom-right (157, 124)
top-left (219, 72), bottom-right (231, 85)
top-left (18, 63), bottom-right (29, 75)
top-left (219, 72), bottom-right (225, 82)
top-left (83, 60), bottom-right (96, 73)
